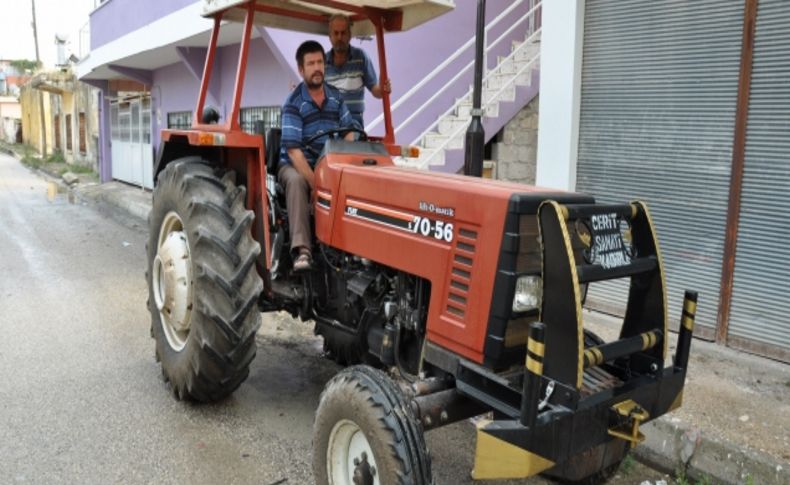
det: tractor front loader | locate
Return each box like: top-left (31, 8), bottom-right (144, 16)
top-left (145, 1), bottom-right (697, 483)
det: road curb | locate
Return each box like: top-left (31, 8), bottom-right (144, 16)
top-left (74, 182), bottom-right (151, 223)
top-left (636, 416), bottom-right (787, 485)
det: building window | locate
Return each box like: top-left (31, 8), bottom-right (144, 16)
top-left (54, 114), bottom-right (61, 150)
top-left (79, 113), bottom-right (87, 154)
top-left (240, 106), bottom-right (281, 134)
top-left (65, 114), bottom-right (73, 151)
top-left (118, 102), bottom-right (130, 142)
top-left (167, 111), bottom-right (192, 129)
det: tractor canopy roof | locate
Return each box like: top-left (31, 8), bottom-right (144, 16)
top-left (201, 0), bottom-right (455, 36)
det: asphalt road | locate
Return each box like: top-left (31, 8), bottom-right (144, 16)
top-left (0, 153), bottom-right (670, 484)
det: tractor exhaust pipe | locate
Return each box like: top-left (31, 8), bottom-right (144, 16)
top-left (464, 0), bottom-right (486, 177)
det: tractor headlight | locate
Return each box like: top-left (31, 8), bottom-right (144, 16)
top-left (512, 275), bottom-right (542, 313)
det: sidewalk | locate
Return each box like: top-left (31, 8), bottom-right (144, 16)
top-left (22, 156), bottom-right (790, 485)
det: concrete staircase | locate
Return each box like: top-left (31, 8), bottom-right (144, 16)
top-left (398, 32), bottom-right (541, 172)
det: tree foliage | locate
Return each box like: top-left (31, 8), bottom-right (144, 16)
top-left (8, 59), bottom-right (41, 74)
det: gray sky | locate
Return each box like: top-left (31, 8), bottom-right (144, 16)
top-left (0, 0), bottom-right (96, 68)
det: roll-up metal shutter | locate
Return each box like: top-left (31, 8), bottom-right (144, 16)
top-left (576, 0), bottom-right (744, 335)
top-left (727, 0), bottom-right (790, 360)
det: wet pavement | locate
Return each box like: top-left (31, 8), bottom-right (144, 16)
top-left (1, 151), bottom-right (787, 484)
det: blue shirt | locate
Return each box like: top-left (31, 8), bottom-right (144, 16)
top-left (325, 45), bottom-right (378, 126)
top-left (279, 82), bottom-right (357, 168)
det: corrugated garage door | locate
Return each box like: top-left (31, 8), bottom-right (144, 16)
top-left (727, 0), bottom-right (790, 359)
top-left (576, 0), bottom-right (744, 335)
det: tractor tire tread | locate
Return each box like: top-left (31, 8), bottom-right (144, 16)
top-left (147, 158), bottom-right (262, 402)
top-left (313, 366), bottom-right (432, 485)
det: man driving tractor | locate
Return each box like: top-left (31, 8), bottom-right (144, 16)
top-left (278, 40), bottom-right (358, 272)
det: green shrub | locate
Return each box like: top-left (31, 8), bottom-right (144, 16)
top-left (47, 150), bottom-right (65, 164)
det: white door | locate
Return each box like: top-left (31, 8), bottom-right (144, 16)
top-left (109, 97), bottom-right (153, 188)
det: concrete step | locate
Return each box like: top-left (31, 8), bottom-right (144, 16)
top-left (513, 42), bottom-right (540, 62)
top-left (483, 84), bottom-right (516, 104)
top-left (485, 72), bottom-right (526, 94)
top-left (394, 155), bottom-right (430, 170)
top-left (492, 54), bottom-right (535, 77)
top-left (416, 148), bottom-right (444, 168)
top-left (513, 35), bottom-right (541, 51)
top-left (455, 99), bottom-right (473, 118)
top-left (456, 99), bottom-right (499, 119)
top-left (464, 87), bottom-right (498, 103)
top-left (496, 56), bottom-right (518, 75)
top-left (422, 132), bottom-right (464, 150)
top-left (438, 117), bottom-right (469, 136)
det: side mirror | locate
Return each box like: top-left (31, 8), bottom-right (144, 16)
top-left (201, 106), bottom-right (220, 124)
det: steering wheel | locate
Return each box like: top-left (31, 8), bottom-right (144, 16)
top-left (302, 127), bottom-right (368, 158)
top-left (304, 127), bottom-right (368, 146)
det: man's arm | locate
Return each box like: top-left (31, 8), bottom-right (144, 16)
top-left (370, 79), bottom-right (391, 99)
top-left (361, 49), bottom-right (391, 99)
top-left (287, 148), bottom-right (316, 188)
top-left (338, 97), bottom-right (360, 136)
top-left (281, 100), bottom-right (316, 186)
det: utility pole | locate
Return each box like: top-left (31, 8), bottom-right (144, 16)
top-left (32, 0), bottom-right (48, 157)
top-left (31, 0), bottom-right (41, 61)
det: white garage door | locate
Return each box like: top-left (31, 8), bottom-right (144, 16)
top-left (575, 0), bottom-right (745, 336)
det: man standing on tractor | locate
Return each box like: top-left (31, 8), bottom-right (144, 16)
top-left (279, 40), bottom-right (357, 272)
top-left (325, 14), bottom-right (391, 127)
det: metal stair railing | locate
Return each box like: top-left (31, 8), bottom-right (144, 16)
top-left (400, 6), bottom-right (541, 141)
top-left (414, 29), bottom-right (540, 165)
top-left (365, 0), bottom-right (541, 136)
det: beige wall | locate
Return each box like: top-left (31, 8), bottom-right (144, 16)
top-left (19, 70), bottom-right (99, 170)
top-left (20, 84), bottom-right (52, 154)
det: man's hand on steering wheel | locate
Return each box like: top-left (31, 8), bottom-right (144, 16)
top-left (302, 127), bottom-right (368, 158)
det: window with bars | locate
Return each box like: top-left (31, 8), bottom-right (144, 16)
top-left (79, 113), bottom-right (87, 154)
top-left (240, 106), bottom-right (281, 134)
top-left (167, 111), bottom-right (192, 129)
top-left (65, 114), bottom-right (73, 151)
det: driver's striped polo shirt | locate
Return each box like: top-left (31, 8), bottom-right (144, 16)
top-left (279, 82), bottom-right (356, 168)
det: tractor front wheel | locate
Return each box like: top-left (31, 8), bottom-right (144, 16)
top-left (313, 366), bottom-right (432, 485)
top-left (146, 157), bottom-right (263, 402)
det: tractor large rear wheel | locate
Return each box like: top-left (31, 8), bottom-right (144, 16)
top-left (313, 366), bottom-right (432, 485)
top-left (146, 157), bottom-right (263, 401)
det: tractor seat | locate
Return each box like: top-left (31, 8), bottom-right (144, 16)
top-left (264, 128), bottom-right (282, 176)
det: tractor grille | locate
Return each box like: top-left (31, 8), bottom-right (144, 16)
top-left (446, 227), bottom-right (478, 319)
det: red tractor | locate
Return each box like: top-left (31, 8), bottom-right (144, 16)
top-left (146, 1), bottom-right (697, 483)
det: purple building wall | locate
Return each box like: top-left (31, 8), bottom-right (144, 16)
top-left (150, 38), bottom-right (293, 151)
top-left (90, 0), bottom-right (196, 50)
top-left (216, 39), bottom-right (296, 111)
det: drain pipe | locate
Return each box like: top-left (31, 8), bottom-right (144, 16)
top-left (463, 0), bottom-right (486, 177)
